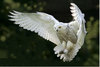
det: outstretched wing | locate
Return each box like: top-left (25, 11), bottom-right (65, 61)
top-left (8, 11), bottom-right (61, 45)
top-left (70, 3), bottom-right (87, 45)
top-left (70, 3), bottom-right (86, 24)
top-left (67, 3), bottom-right (86, 45)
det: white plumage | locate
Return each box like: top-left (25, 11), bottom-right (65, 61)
top-left (8, 3), bottom-right (87, 62)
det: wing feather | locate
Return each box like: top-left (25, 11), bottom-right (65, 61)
top-left (9, 11), bottom-right (61, 45)
top-left (70, 3), bottom-right (86, 24)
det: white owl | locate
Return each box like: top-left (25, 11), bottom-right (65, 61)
top-left (8, 3), bottom-right (87, 62)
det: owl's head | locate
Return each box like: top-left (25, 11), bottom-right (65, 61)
top-left (54, 22), bottom-right (67, 32)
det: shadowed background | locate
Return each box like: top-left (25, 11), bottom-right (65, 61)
top-left (0, 0), bottom-right (99, 66)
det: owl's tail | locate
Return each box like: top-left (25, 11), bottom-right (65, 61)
top-left (54, 41), bottom-right (82, 62)
top-left (63, 41), bottom-right (82, 62)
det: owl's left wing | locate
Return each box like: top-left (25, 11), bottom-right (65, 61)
top-left (63, 3), bottom-right (87, 61)
top-left (70, 3), bottom-right (87, 46)
top-left (54, 3), bottom-right (87, 62)
top-left (70, 3), bottom-right (86, 24)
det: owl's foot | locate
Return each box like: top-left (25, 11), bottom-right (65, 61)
top-left (54, 45), bottom-right (68, 62)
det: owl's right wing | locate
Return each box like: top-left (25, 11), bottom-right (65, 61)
top-left (8, 11), bottom-right (61, 45)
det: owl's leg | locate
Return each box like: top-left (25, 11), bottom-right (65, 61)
top-left (54, 41), bottom-right (67, 54)
top-left (54, 41), bottom-right (68, 61)
top-left (66, 41), bottom-right (74, 51)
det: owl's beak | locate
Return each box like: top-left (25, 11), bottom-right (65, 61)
top-left (56, 29), bottom-right (58, 32)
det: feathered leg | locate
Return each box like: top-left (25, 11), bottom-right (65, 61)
top-left (54, 41), bottom-right (69, 62)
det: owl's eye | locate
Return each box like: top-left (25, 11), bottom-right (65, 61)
top-left (58, 26), bottom-right (61, 28)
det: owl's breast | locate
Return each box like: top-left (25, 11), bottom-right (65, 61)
top-left (56, 24), bottom-right (78, 44)
top-left (56, 29), bottom-right (69, 43)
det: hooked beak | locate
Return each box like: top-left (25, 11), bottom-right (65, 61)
top-left (56, 29), bottom-right (58, 32)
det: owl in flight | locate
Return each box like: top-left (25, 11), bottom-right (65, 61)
top-left (9, 3), bottom-right (87, 62)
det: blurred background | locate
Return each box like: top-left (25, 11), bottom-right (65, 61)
top-left (0, 0), bottom-right (99, 66)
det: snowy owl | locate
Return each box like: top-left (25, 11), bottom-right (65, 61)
top-left (8, 3), bottom-right (87, 62)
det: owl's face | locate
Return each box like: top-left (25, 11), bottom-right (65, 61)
top-left (54, 23), bottom-right (67, 32)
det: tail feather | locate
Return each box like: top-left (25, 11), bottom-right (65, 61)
top-left (54, 41), bottom-right (82, 62)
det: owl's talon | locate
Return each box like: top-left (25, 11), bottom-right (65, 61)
top-left (60, 54), bottom-right (65, 59)
top-left (64, 49), bottom-right (68, 53)
top-left (57, 54), bottom-right (60, 57)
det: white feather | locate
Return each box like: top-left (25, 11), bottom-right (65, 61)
top-left (9, 11), bottom-right (61, 45)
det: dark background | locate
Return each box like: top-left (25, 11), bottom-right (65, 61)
top-left (0, 0), bottom-right (99, 66)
